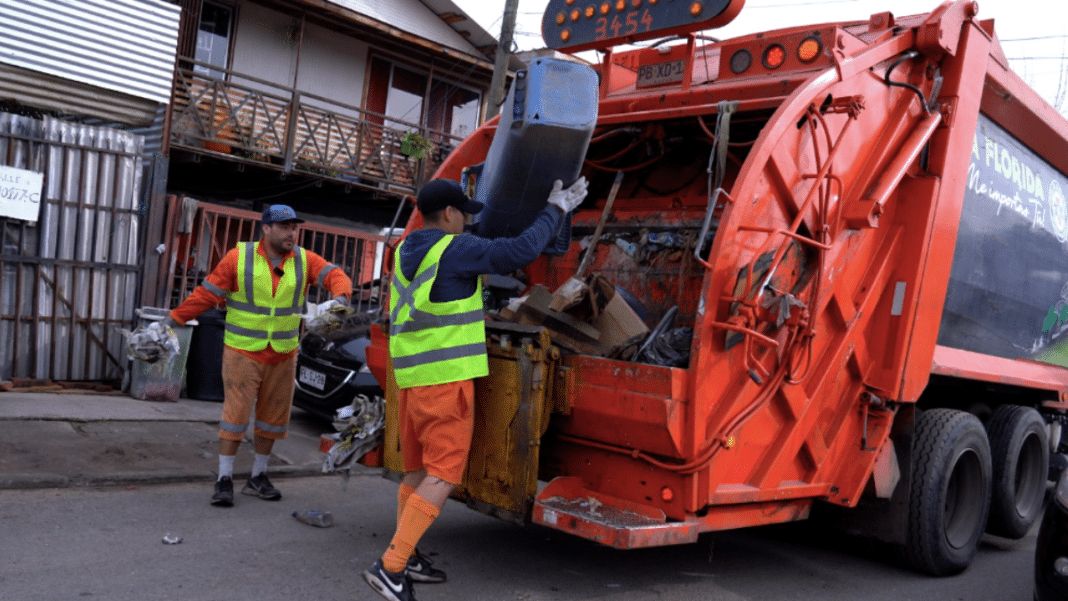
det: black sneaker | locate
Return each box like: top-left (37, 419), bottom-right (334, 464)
top-left (406, 549), bottom-right (446, 583)
top-left (211, 476), bottom-right (233, 507)
top-left (241, 473), bottom-right (281, 500)
top-left (363, 559), bottom-right (417, 601)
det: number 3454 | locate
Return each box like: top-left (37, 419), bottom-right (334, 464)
top-left (595, 10), bottom-right (653, 39)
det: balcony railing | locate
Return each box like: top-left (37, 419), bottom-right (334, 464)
top-left (169, 58), bottom-right (462, 194)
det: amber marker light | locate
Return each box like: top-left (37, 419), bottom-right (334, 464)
top-left (600, 2), bottom-right (611, 15)
top-left (616, 0), bottom-right (626, 11)
top-left (763, 43), bottom-right (785, 69)
top-left (561, 29), bottom-right (571, 42)
top-left (798, 36), bottom-right (822, 63)
top-left (566, 0), bottom-right (575, 4)
top-left (585, 5), bottom-right (595, 18)
top-left (556, 12), bottom-right (566, 25)
top-left (571, 8), bottom-right (580, 20)
top-left (631, 0), bottom-right (641, 7)
top-left (690, 1), bottom-right (702, 15)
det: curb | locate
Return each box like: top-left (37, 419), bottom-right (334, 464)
top-left (0, 473), bottom-right (70, 489)
top-left (0, 465), bottom-right (381, 491)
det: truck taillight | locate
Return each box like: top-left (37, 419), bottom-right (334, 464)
top-left (763, 43), bottom-right (785, 69)
top-left (729, 49), bottom-right (751, 74)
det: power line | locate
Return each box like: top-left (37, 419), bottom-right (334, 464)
top-left (1001, 34), bottom-right (1068, 42)
top-left (1006, 56), bottom-right (1068, 61)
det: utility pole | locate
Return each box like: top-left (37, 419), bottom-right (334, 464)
top-left (485, 0), bottom-right (519, 121)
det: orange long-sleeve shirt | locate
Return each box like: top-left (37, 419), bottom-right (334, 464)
top-left (169, 240), bottom-right (352, 364)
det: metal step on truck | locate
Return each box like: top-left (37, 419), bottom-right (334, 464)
top-left (362, 0), bottom-right (1068, 576)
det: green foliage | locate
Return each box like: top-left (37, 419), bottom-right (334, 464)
top-left (400, 131), bottom-right (433, 159)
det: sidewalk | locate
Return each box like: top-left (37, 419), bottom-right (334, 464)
top-left (0, 390), bottom-right (337, 490)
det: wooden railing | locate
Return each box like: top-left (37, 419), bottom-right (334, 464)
top-left (169, 58), bottom-right (462, 194)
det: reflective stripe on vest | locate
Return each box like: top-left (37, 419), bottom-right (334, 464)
top-left (224, 242), bottom-right (307, 353)
top-left (389, 235), bottom-right (487, 388)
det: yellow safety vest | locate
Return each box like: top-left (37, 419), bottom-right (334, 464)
top-left (224, 242), bottom-right (308, 353)
top-left (389, 235), bottom-right (487, 388)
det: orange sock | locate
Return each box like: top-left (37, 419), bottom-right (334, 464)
top-left (396, 483), bottom-right (416, 529)
top-left (382, 493), bottom-right (440, 574)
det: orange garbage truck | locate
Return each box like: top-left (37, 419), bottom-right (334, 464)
top-left (364, 0), bottom-right (1068, 576)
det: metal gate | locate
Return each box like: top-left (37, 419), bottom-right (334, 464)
top-left (0, 113), bottom-right (146, 382)
top-left (154, 196), bottom-right (387, 317)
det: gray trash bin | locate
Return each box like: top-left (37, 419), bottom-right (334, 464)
top-left (129, 307), bottom-right (196, 402)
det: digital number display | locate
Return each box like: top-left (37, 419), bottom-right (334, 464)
top-left (541, 0), bottom-right (743, 53)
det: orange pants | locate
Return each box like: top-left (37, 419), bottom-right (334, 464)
top-left (218, 347), bottom-right (296, 442)
top-left (399, 380), bottom-right (475, 485)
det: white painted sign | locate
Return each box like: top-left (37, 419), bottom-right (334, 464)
top-left (0, 165), bottom-right (44, 223)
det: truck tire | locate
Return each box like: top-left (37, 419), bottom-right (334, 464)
top-left (905, 409), bottom-right (992, 576)
top-left (984, 405), bottom-right (1048, 539)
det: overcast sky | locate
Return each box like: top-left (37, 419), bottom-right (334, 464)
top-left (452, 0), bottom-right (1068, 115)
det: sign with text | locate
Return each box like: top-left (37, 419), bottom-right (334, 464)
top-left (939, 114), bottom-right (1068, 367)
top-left (0, 165), bottom-right (44, 223)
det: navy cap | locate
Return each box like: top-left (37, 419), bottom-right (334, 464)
top-left (261, 204), bottom-right (305, 225)
top-left (417, 179), bottom-right (484, 215)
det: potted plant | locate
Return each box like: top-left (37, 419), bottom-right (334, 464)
top-left (400, 131), bottom-right (434, 160)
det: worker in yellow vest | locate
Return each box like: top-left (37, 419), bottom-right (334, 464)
top-left (163, 205), bottom-right (352, 506)
top-left (363, 177), bottom-right (587, 601)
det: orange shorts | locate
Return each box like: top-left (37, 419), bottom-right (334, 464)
top-left (218, 347), bottom-right (296, 441)
top-left (399, 380), bottom-right (475, 485)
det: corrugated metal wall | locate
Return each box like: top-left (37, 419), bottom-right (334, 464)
top-left (0, 0), bottom-right (181, 104)
top-left (0, 113), bottom-right (146, 382)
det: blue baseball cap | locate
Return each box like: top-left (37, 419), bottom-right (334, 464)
top-left (261, 204), bottom-right (305, 225)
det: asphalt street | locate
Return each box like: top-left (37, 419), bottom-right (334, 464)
top-left (0, 390), bottom-right (1042, 601)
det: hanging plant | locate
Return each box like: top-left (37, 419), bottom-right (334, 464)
top-left (400, 131), bottom-right (434, 159)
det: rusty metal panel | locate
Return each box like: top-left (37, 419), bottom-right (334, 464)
top-left (456, 325), bottom-right (557, 524)
top-left (0, 0), bottom-right (180, 105)
top-left (0, 113), bottom-right (145, 382)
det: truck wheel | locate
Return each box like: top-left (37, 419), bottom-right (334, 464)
top-left (905, 409), bottom-right (992, 576)
top-left (984, 405), bottom-right (1048, 539)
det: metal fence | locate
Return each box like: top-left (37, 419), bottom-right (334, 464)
top-left (0, 113), bottom-right (145, 382)
top-left (157, 196), bottom-right (387, 316)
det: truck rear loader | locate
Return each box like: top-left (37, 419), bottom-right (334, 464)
top-left (364, 0), bottom-right (1068, 576)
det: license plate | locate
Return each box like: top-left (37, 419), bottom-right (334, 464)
top-left (299, 366), bottom-right (326, 390)
top-left (637, 59), bottom-right (686, 88)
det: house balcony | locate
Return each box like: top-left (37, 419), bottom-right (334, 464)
top-left (168, 58), bottom-right (461, 196)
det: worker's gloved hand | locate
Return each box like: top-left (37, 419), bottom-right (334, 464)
top-left (546, 176), bottom-right (588, 214)
top-left (317, 298), bottom-right (345, 314)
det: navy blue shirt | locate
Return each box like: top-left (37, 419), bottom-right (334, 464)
top-left (398, 206), bottom-right (562, 303)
